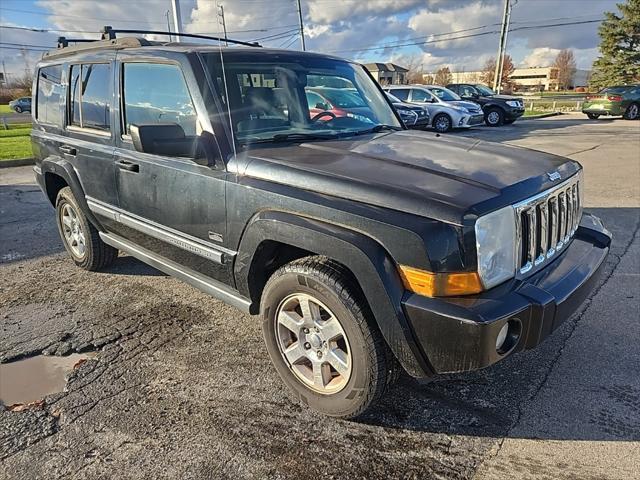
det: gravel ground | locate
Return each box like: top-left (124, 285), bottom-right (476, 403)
top-left (0, 114), bottom-right (638, 479)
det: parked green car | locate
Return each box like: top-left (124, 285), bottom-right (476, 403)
top-left (582, 84), bottom-right (640, 120)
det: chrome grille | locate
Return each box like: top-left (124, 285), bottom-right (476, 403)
top-left (514, 173), bottom-right (583, 275)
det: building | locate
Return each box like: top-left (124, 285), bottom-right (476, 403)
top-left (363, 63), bottom-right (408, 85)
top-left (423, 66), bottom-right (590, 91)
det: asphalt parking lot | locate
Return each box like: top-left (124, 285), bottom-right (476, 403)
top-left (1, 113), bottom-right (638, 479)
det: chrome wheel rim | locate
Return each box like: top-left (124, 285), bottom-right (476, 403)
top-left (275, 293), bottom-right (352, 394)
top-left (61, 203), bottom-right (86, 258)
top-left (487, 111), bottom-right (500, 124)
top-left (435, 116), bottom-right (450, 132)
top-left (628, 104), bottom-right (638, 119)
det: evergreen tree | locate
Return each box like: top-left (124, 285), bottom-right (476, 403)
top-left (590, 0), bottom-right (640, 88)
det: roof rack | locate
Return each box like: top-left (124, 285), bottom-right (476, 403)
top-left (100, 25), bottom-right (261, 48)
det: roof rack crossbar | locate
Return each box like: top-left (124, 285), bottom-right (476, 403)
top-left (57, 37), bottom-right (98, 48)
top-left (100, 26), bottom-right (261, 48)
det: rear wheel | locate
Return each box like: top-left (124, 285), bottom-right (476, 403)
top-left (261, 256), bottom-right (398, 418)
top-left (55, 187), bottom-right (118, 271)
top-left (586, 113), bottom-right (600, 120)
top-left (623, 103), bottom-right (639, 120)
top-left (432, 113), bottom-right (452, 133)
top-left (485, 107), bottom-right (504, 126)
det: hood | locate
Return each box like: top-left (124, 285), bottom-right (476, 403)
top-left (490, 94), bottom-right (522, 101)
top-left (448, 100), bottom-right (482, 111)
top-left (240, 131), bottom-right (579, 224)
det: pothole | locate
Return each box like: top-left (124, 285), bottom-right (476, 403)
top-left (0, 353), bottom-right (95, 409)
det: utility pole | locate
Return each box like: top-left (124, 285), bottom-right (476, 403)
top-left (165, 10), bottom-right (173, 42)
top-left (1, 61), bottom-right (8, 87)
top-left (296, 0), bottom-right (306, 51)
top-left (217, 3), bottom-right (228, 46)
top-left (171, 0), bottom-right (183, 42)
top-left (493, 0), bottom-right (513, 93)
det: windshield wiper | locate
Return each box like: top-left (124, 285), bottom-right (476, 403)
top-left (271, 132), bottom-right (338, 142)
top-left (355, 124), bottom-right (402, 135)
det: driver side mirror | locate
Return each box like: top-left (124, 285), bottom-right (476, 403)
top-left (315, 102), bottom-right (330, 110)
top-left (130, 123), bottom-right (209, 165)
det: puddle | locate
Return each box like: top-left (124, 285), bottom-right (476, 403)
top-left (0, 353), bottom-right (95, 407)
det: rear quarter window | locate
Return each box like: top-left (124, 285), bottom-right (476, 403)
top-left (36, 65), bottom-right (63, 126)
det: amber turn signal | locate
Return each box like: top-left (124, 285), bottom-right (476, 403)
top-left (398, 265), bottom-right (483, 297)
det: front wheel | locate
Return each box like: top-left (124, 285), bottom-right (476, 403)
top-left (623, 103), bottom-right (639, 120)
top-left (432, 113), bottom-right (452, 133)
top-left (586, 113), bottom-right (600, 120)
top-left (485, 108), bottom-right (504, 126)
top-left (55, 187), bottom-right (118, 271)
top-left (261, 256), bottom-right (398, 419)
top-left (14, 106), bottom-right (22, 113)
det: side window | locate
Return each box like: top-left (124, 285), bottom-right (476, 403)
top-left (122, 63), bottom-right (198, 136)
top-left (461, 85), bottom-right (476, 97)
top-left (391, 88), bottom-right (409, 101)
top-left (69, 63), bottom-right (112, 131)
top-left (448, 85), bottom-right (459, 94)
top-left (410, 89), bottom-right (432, 102)
top-left (36, 65), bottom-right (63, 126)
top-left (306, 90), bottom-right (327, 109)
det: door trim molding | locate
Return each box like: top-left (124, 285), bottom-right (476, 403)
top-left (86, 196), bottom-right (235, 265)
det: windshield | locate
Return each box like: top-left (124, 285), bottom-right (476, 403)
top-left (427, 86), bottom-right (461, 101)
top-left (386, 92), bottom-right (402, 103)
top-left (475, 84), bottom-right (496, 96)
top-left (202, 52), bottom-right (401, 145)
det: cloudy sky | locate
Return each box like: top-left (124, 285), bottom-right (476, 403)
top-left (0, 0), bottom-right (618, 80)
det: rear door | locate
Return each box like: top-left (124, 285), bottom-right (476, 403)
top-left (111, 55), bottom-right (232, 284)
top-left (65, 57), bottom-right (117, 207)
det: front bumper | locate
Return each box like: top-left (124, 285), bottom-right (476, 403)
top-left (505, 106), bottom-right (525, 120)
top-left (459, 113), bottom-right (485, 128)
top-left (402, 213), bottom-right (611, 375)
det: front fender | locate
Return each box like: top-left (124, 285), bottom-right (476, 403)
top-left (235, 210), bottom-right (433, 377)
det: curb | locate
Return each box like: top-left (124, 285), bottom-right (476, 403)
top-left (0, 158), bottom-right (34, 168)
top-left (523, 112), bottom-right (564, 120)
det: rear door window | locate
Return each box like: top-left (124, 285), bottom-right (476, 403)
top-left (390, 89), bottom-right (409, 101)
top-left (410, 89), bottom-right (432, 102)
top-left (122, 63), bottom-right (198, 136)
top-left (36, 65), bottom-right (63, 126)
top-left (69, 63), bottom-right (112, 132)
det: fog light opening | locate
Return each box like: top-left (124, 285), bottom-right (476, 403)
top-left (496, 319), bottom-right (522, 355)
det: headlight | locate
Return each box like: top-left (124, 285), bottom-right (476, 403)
top-left (506, 100), bottom-right (520, 107)
top-left (475, 206), bottom-right (517, 289)
top-left (452, 106), bottom-right (469, 113)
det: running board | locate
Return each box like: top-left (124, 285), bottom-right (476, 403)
top-left (100, 232), bottom-right (252, 313)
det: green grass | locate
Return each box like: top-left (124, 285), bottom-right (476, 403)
top-left (0, 126), bottom-right (31, 160)
top-left (0, 104), bottom-right (13, 114)
top-left (523, 110), bottom-right (550, 117)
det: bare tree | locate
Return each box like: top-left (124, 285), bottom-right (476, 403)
top-left (404, 55), bottom-right (425, 84)
top-left (422, 74), bottom-right (434, 84)
top-left (481, 55), bottom-right (515, 90)
top-left (434, 67), bottom-right (452, 86)
top-left (12, 72), bottom-right (33, 96)
top-left (553, 49), bottom-right (577, 90)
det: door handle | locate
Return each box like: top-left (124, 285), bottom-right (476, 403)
top-left (59, 145), bottom-right (77, 156)
top-left (116, 160), bottom-right (139, 173)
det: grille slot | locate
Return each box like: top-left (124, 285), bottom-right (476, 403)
top-left (515, 174), bottom-right (582, 275)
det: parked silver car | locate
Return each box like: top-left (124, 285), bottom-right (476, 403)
top-left (8, 96), bottom-right (32, 113)
top-left (384, 85), bottom-right (484, 133)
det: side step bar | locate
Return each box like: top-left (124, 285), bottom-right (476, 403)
top-left (100, 232), bottom-right (252, 313)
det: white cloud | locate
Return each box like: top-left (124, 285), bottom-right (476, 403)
top-left (521, 47), bottom-right (561, 67)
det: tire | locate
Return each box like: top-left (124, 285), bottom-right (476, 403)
top-left (432, 113), bottom-right (452, 133)
top-left (55, 187), bottom-right (118, 271)
top-left (261, 256), bottom-right (399, 419)
top-left (586, 113), bottom-right (600, 120)
top-left (623, 103), bottom-right (639, 120)
top-left (484, 107), bottom-right (504, 126)
top-left (14, 106), bottom-right (22, 113)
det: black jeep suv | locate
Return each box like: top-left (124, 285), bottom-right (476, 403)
top-left (31, 29), bottom-right (610, 419)
top-left (447, 83), bottom-right (525, 126)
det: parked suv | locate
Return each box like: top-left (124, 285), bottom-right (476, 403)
top-left (9, 96), bottom-right (32, 113)
top-left (384, 85), bottom-right (484, 133)
top-left (32, 30), bottom-right (610, 419)
top-left (447, 83), bottom-right (525, 126)
top-left (385, 92), bottom-right (430, 129)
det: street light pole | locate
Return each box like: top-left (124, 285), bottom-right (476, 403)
top-left (171, 0), bottom-right (183, 42)
top-left (296, 0), bottom-right (306, 51)
top-left (217, 3), bottom-right (228, 46)
top-left (165, 10), bottom-right (173, 42)
top-left (493, 0), bottom-right (512, 93)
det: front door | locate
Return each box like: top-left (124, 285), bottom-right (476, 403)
top-left (112, 58), bottom-right (231, 284)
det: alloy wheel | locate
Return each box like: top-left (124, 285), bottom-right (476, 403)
top-left (60, 203), bottom-right (86, 258)
top-left (627, 104), bottom-right (639, 120)
top-left (275, 293), bottom-right (352, 394)
top-left (434, 115), bottom-right (450, 132)
top-left (487, 111), bottom-right (500, 125)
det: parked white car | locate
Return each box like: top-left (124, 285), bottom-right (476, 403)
top-left (384, 85), bottom-right (484, 133)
